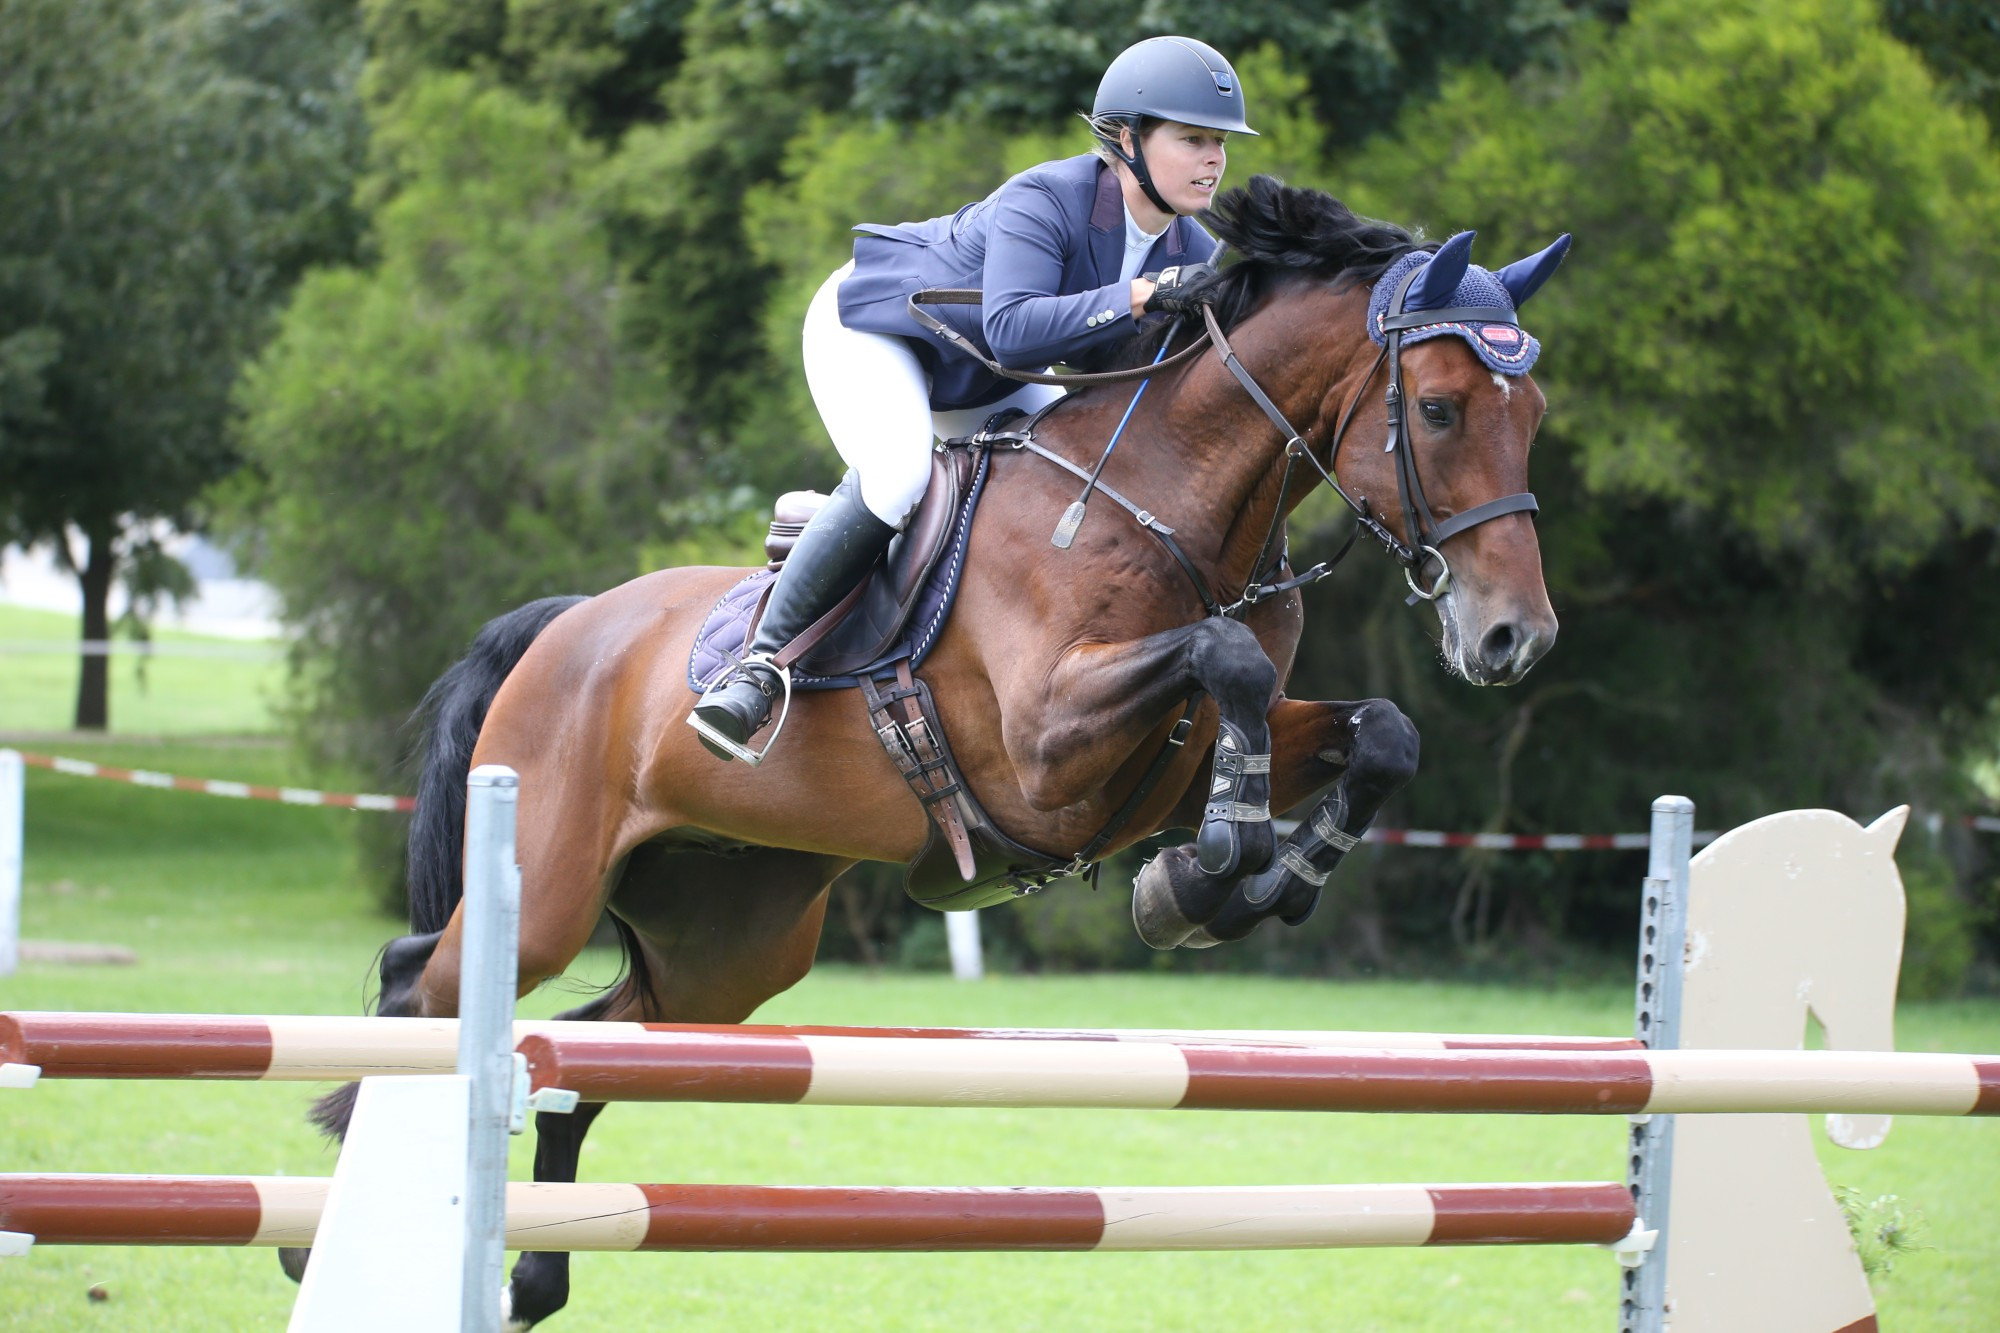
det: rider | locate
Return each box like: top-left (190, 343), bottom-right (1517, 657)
top-left (689, 36), bottom-right (1258, 762)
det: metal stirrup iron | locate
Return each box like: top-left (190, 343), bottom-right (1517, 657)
top-left (685, 654), bottom-right (796, 768)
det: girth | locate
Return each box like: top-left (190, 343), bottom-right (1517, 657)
top-left (860, 652), bottom-right (1200, 910)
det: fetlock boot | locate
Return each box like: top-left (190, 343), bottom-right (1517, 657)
top-left (688, 471), bottom-right (897, 763)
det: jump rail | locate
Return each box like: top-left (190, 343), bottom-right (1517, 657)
top-left (508, 1032), bottom-right (2000, 1116)
top-left (2, 793), bottom-right (1965, 1333)
top-left (0, 1014), bottom-right (1641, 1086)
top-left (0, 1175), bottom-right (1636, 1252)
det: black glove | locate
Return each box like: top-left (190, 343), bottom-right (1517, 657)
top-left (1143, 262), bottom-right (1218, 314)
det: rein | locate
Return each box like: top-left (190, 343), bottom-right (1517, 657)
top-left (918, 268), bottom-right (1538, 618)
top-left (907, 289), bottom-right (1214, 386)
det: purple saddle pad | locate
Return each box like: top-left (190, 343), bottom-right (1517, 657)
top-left (686, 449), bottom-right (990, 693)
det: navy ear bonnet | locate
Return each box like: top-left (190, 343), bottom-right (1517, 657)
top-left (1367, 231), bottom-right (1572, 377)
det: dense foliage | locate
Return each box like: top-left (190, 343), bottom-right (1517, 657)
top-left (13, 0), bottom-right (1991, 982)
top-left (0, 0), bottom-right (364, 727)
top-left (1264, 0), bottom-right (2000, 989)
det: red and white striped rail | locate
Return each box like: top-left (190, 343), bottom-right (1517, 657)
top-left (512, 1031), bottom-right (2000, 1117)
top-left (0, 1012), bottom-right (1638, 1083)
top-left (0, 1175), bottom-right (1635, 1252)
top-left (11, 752), bottom-right (414, 812)
top-left (8, 1014), bottom-right (1994, 1116)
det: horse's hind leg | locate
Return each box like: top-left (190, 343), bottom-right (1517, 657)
top-left (1135, 697), bottom-right (1418, 947)
top-left (502, 842), bottom-right (844, 1330)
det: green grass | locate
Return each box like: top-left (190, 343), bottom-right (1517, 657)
top-left (0, 603), bottom-right (286, 736)
top-left (3, 738), bottom-right (1998, 1330)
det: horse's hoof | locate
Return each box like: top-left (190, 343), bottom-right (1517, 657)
top-left (1133, 848), bottom-right (1202, 949)
top-left (277, 1246), bottom-right (311, 1283)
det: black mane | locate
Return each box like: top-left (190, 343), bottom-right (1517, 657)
top-left (1087, 174), bottom-right (1434, 372)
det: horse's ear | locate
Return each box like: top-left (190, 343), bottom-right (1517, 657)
top-left (1864, 805), bottom-right (1910, 851)
top-left (1402, 230), bottom-right (1475, 311)
top-left (1493, 234), bottom-right (1573, 310)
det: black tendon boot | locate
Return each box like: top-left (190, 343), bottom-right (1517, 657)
top-left (688, 471), bottom-right (897, 763)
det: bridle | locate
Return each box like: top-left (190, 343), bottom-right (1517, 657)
top-left (1209, 265), bottom-right (1540, 609)
top-left (911, 260), bottom-right (1540, 616)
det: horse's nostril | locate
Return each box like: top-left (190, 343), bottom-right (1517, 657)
top-left (1479, 622), bottom-right (1520, 674)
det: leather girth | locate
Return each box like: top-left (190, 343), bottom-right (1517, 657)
top-left (859, 661), bottom-right (1077, 912)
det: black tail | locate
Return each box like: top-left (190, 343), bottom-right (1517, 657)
top-left (405, 595), bottom-right (588, 934)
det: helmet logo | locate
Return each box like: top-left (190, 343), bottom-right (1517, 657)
top-left (1212, 72), bottom-right (1234, 95)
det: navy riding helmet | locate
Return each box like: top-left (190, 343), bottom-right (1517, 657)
top-left (1091, 37), bottom-right (1258, 215)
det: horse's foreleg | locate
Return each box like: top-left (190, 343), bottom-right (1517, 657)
top-left (1009, 615), bottom-right (1279, 876)
top-left (1134, 697), bottom-right (1418, 948)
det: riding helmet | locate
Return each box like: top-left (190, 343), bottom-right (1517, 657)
top-left (1092, 37), bottom-right (1259, 137)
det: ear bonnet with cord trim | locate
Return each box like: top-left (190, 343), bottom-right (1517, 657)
top-left (1091, 36), bottom-right (1258, 217)
top-left (1368, 230), bottom-right (1573, 375)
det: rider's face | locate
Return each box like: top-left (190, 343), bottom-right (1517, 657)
top-left (1131, 121), bottom-right (1228, 216)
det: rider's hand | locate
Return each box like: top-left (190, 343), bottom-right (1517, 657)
top-left (1129, 278), bottom-right (1155, 321)
top-left (1143, 263), bottom-right (1218, 315)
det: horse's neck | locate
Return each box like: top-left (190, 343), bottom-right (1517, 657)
top-left (1162, 290), bottom-right (1375, 591)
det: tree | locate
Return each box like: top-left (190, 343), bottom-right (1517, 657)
top-left (0, 0), bottom-right (363, 728)
top-left (1884, 0), bottom-right (2000, 129)
top-left (1269, 0), bottom-right (2000, 981)
top-left (753, 0), bottom-right (1624, 143)
top-left (229, 73), bottom-right (676, 788)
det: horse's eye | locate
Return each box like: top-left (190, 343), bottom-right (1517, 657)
top-left (1419, 399), bottom-right (1454, 429)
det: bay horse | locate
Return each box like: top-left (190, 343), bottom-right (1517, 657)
top-left (296, 177), bottom-right (1568, 1326)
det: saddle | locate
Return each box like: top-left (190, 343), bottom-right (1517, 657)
top-left (764, 449), bottom-right (975, 677)
top-left (687, 435), bottom-right (1113, 910)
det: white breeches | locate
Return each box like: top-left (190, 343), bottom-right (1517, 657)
top-left (803, 262), bottom-right (1064, 526)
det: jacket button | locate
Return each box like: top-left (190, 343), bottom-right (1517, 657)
top-left (1085, 315), bottom-right (1099, 327)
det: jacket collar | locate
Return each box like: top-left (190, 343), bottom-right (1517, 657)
top-left (1088, 161), bottom-right (1124, 287)
top-left (1090, 161), bottom-right (1189, 281)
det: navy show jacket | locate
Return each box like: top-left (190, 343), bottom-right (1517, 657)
top-left (836, 153), bottom-right (1220, 411)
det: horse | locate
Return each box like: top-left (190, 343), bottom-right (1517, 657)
top-left (1666, 806), bottom-right (1909, 1332)
top-left (292, 176), bottom-right (1569, 1327)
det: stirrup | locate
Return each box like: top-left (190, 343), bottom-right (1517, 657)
top-left (686, 654), bottom-right (795, 767)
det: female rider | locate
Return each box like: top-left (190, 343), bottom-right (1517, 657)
top-left (690, 35), bottom-right (1257, 762)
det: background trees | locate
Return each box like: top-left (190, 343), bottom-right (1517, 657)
top-left (0, 0), bottom-right (364, 728)
top-left (10, 0), bottom-right (1995, 982)
top-left (1252, 0), bottom-right (2000, 990)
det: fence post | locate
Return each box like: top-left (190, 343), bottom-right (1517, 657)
top-left (945, 910), bottom-right (983, 981)
top-left (1622, 794), bottom-right (1693, 1333)
top-left (0, 750), bottom-right (21, 978)
top-left (460, 766), bottom-right (520, 1333)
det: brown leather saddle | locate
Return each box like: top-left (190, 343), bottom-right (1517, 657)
top-left (763, 448), bottom-right (975, 678)
top-left (757, 445), bottom-right (1101, 909)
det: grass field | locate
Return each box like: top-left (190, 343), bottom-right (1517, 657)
top-left (0, 603), bottom-right (287, 736)
top-left (3, 653), bottom-right (1999, 1328)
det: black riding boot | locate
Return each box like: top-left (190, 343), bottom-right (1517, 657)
top-left (688, 471), bottom-right (897, 763)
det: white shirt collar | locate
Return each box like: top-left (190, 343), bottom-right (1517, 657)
top-left (1124, 203), bottom-right (1168, 253)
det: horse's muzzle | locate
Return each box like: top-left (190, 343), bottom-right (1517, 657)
top-left (1467, 613), bottom-right (1556, 686)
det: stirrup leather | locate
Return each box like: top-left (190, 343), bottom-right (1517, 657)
top-left (686, 653), bottom-right (795, 768)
